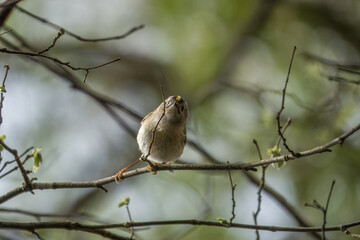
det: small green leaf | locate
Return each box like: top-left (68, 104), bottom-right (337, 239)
top-left (118, 197), bottom-right (130, 208)
top-left (268, 145), bottom-right (286, 169)
top-left (267, 145), bottom-right (281, 157)
top-left (216, 217), bottom-right (230, 226)
top-left (275, 160), bottom-right (286, 168)
top-left (33, 147), bottom-right (43, 173)
top-left (0, 135), bottom-right (5, 151)
top-left (0, 85), bottom-right (6, 93)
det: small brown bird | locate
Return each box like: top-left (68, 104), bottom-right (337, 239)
top-left (115, 95), bottom-right (189, 181)
top-left (137, 95), bottom-right (189, 163)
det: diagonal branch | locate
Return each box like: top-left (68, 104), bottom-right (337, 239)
top-left (0, 146), bottom-right (33, 176)
top-left (0, 139), bottom-right (33, 194)
top-left (276, 46), bottom-right (298, 156)
top-left (0, 48), bottom-right (121, 82)
top-left (15, 6), bottom-right (144, 42)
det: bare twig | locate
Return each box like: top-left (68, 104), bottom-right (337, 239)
top-left (0, 64), bottom-right (9, 127)
top-left (0, 146), bottom-right (33, 175)
top-left (303, 52), bottom-right (360, 72)
top-left (322, 180), bottom-right (336, 240)
top-left (0, 139), bottom-right (33, 194)
top-left (303, 52), bottom-right (360, 86)
top-left (226, 161), bottom-right (237, 224)
top-left (0, 28), bottom-right (12, 36)
top-left (0, 48), bottom-right (121, 82)
top-left (38, 28), bottom-right (65, 54)
top-left (275, 117), bottom-right (291, 147)
top-left (30, 230), bottom-right (43, 240)
top-left (276, 46), bottom-right (298, 157)
top-left (15, 6), bottom-right (144, 42)
top-left (143, 86), bottom-right (166, 167)
top-left (305, 180), bottom-right (336, 240)
top-left (252, 139), bottom-right (265, 240)
top-left (125, 205), bottom-right (134, 239)
top-left (328, 76), bottom-right (360, 85)
top-left (0, 207), bottom-right (70, 220)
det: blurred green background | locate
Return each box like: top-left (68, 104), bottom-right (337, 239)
top-left (0, 0), bottom-right (359, 239)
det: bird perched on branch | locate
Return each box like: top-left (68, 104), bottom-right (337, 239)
top-left (115, 95), bottom-right (189, 182)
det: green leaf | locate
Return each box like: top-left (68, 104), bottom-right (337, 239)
top-left (0, 85), bottom-right (6, 93)
top-left (33, 147), bottom-right (43, 173)
top-left (267, 145), bottom-right (281, 157)
top-left (0, 135), bottom-right (5, 151)
top-left (118, 197), bottom-right (130, 208)
top-left (275, 160), bottom-right (286, 168)
top-left (268, 145), bottom-right (286, 169)
top-left (216, 217), bottom-right (230, 226)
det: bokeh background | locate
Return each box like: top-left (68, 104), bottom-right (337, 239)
top-left (1, 0), bottom-right (360, 239)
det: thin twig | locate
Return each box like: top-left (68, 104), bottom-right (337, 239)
top-left (199, 140), bottom-right (320, 239)
top-left (15, 6), bottom-right (144, 42)
top-left (125, 205), bottom-right (135, 239)
top-left (226, 161), bottom-right (237, 224)
top-left (0, 64), bottom-right (9, 127)
top-left (0, 146), bottom-right (33, 174)
top-left (143, 86), bottom-right (166, 168)
top-left (0, 139), bottom-right (34, 194)
top-left (0, 28), bottom-right (12, 36)
top-left (0, 48), bottom-right (121, 83)
top-left (328, 76), bottom-right (360, 85)
top-left (0, 152), bottom-right (33, 179)
top-left (30, 230), bottom-right (43, 240)
top-left (322, 180), bottom-right (336, 240)
top-left (303, 52), bottom-right (360, 72)
top-left (252, 139), bottom-right (266, 240)
top-left (276, 46), bottom-right (298, 157)
top-left (305, 180), bottom-right (336, 240)
top-left (38, 28), bottom-right (65, 54)
top-left (275, 117), bottom-right (292, 147)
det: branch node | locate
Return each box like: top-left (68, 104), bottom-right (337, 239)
top-left (98, 185), bottom-right (108, 193)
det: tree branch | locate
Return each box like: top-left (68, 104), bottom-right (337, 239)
top-left (0, 64), bottom-right (9, 127)
top-left (226, 161), bottom-right (237, 224)
top-left (1, 219), bottom-right (359, 234)
top-left (0, 48), bottom-right (121, 82)
top-left (15, 6), bottom-right (144, 42)
top-left (276, 46), bottom-right (298, 156)
top-left (0, 147), bottom-right (33, 179)
top-left (252, 139), bottom-right (266, 240)
top-left (0, 139), bottom-right (33, 194)
top-left (1, 122), bottom-right (359, 205)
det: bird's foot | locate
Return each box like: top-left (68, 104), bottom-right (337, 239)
top-left (147, 162), bottom-right (158, 175)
